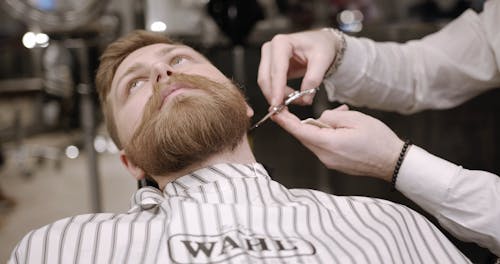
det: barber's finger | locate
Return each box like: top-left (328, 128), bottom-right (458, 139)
top-left (301, 118), bottom-right (331, 128)
top-left (299, 105), bottom-right (348, 127)
top-left (333, 104), bottom-right (349, 111)
top-left (268, 86), bottom-right (295, 111)
top-left (257, 42), bottom-right (273, 104)
top-left (317, 108), bottom-right (359, 129)
top-left (288, 93), bottom-right (349, 108)
top-left (269, 35), bottom-right (294, 106)
top-left (287, 60), bottom-right (307, 79)
top-left (287, 96), bottom-right (312, 106)
top-left (272, 109), bottom-right (324, 145)
top-left (299, 54), bottom-right (332, 105)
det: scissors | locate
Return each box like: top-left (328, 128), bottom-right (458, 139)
top-left (250, 87), bottom-right (319, 130)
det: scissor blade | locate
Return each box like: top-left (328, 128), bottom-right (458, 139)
top-left (249, 87), bottom-right (319, 131)
top-left (249, 110), bottom-right (276, 130)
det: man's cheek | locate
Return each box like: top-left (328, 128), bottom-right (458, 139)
top-left (118, 116), bottom-right (138, 146)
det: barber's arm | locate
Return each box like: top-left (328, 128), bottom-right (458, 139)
top-left (325, 0), bottom-right (500, 113)
top-left (258, 2), bottom-right (500, 113)
top-left (397, 146), bottom-right (500, 256)
top-left (272, 107), bottom-right (500, 256)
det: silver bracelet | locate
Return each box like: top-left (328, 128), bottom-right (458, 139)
top-left (322, 28), bottom-right (347, 78)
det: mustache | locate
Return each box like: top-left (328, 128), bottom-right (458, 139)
top-left (146, 73), bottom-right (219, 115)
top-left (143, 74), bottom-right (208, 123)
top-left (132, 73), bottom-right (223, 148)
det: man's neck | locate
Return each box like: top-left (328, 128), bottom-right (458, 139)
top-left (153, 136), bottom-right (256, 189)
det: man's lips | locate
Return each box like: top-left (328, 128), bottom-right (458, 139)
top-left (159, 82), bottom-right (195, 107)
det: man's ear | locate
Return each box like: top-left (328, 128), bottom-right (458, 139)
top-left (245, 103), bottom-right (254, 118)
top-left (120, 150), bottom-right (145, 180)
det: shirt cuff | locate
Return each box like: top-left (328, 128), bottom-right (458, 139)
top-left (324, 36), bottom-right (368, 102)
top-left (396, 145), bottom-right (461, 216)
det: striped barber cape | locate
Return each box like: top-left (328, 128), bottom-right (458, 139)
top-left (9, 163), bottom-right (470, 263)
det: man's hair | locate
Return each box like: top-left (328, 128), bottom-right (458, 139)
top-left (95, 30), bottom-right (179, 149)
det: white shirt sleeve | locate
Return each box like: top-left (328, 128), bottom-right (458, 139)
top-left (323, 0), bottom-right (500, 114)
top-left (396, 146), bottom-right (500, 256)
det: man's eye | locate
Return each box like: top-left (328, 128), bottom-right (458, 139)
top-left (128, 79), bottom-right (146, 94)
top-left (171, 56), bottom-right (188, 66)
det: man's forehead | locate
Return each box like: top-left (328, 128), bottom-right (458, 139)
top-left (115, 43), bottom-right (193, 76)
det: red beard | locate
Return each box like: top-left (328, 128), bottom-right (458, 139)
top-left (124, 73), bottom-right (250, 176)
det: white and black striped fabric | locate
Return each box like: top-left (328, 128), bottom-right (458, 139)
top-left (9, 163), bottom-right (470, 263)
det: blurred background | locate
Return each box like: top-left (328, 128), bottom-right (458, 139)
top-left (0, 0), bottom-right (498, 262)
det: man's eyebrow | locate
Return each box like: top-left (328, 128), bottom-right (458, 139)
top-left (116, 63), bottom-right (144, 88)
top-left (155, 46), bottom-right (178, 56)
top-left (113, 63), bottom-right (145, 102)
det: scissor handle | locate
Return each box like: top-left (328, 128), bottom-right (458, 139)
top-left (284, 91), bottom-right (302, 105)
top-left (284, 88), bottom-right (319, 106)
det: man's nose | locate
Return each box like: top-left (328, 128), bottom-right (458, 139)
top-left (151, 62), bottom-right (174, 84)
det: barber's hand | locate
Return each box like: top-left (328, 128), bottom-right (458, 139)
top-left (258, 29), bottom-right (341, 107)
top-left (272, 105), bottom-right (404, 181)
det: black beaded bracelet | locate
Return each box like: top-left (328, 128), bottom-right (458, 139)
top-left (391, 140), bottom-right (412, 191)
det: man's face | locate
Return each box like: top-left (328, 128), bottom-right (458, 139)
top-left (110, 43), bottom-right (231, 146)
top-left (109, 43), bottom-right (251, 176)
